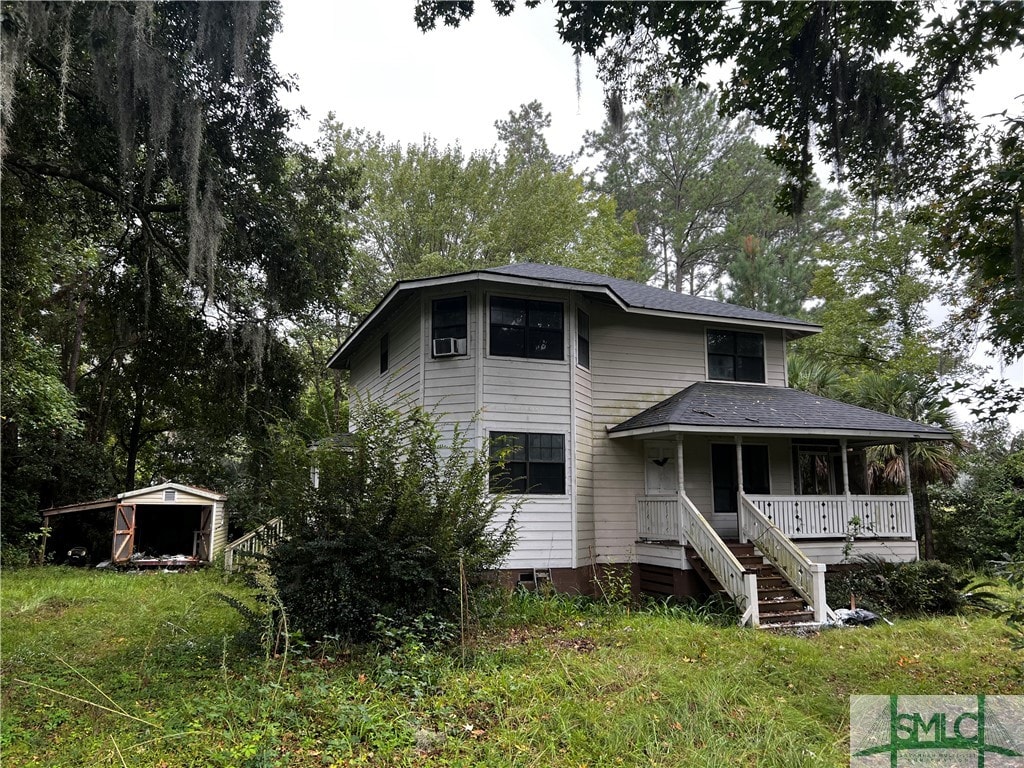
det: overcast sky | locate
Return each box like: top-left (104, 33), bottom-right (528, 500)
top-left (271, 2), bottom-right (1022, 154)
top-left (270, 2), bottom-right (1024, 417)
top-left (271, 3), bottom-right (606, 155)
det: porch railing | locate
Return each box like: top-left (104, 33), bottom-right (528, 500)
top-left (739, 495), bottom-right (834, 623)
top-left (745, 495), bottom-right (914, 539)
top-left (680, 494), bottom-right (760, 627)
top-left (637, 495), bottom-right (681, 542)
top-left (224, 517), bottom-right (284, 572)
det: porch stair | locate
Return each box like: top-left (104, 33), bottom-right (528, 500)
top-left (685, 542), bottom-right (814, 626)
top-left (224, 517), bottom-right (285, 573)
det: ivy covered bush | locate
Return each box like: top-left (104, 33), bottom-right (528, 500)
top-left (270, 400), bottom-right (517, 643)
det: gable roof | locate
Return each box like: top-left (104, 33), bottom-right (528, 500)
top-left (328, 263), bottom-right (821, 369)
top-left (608, 382), bottom-right (953, 441)
top-left (42, 482), bottom-right (227, 518)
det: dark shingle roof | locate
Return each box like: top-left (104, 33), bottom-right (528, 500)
top-left (609, 382), bottom-right (952, 439)
top-left (327, 262), bottom-right (819, 369)
top-left (484, 263), bottom-right (819, 330)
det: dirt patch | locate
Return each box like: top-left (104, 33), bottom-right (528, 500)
top-left (552, 636), bottom-right (597, 653)
top-left (32, 597), bottom-right (72, 618)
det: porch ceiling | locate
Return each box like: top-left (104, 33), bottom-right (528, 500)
top-left (608, 382), bottom-right (952, 442)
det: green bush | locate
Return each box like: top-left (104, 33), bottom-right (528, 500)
top-left (826, 556), bottom-right (967, 616)
top-left (270, 400), bottom-right (518, 643)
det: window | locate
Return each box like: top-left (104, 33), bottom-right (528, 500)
top-left (577, 309), bottom-right (590, 369)
top-left (489, 297), bottom-right (563, 360)
top-left (707, 329), bottom-right (765, 383)
top-left (711, 444), bottom-right (769, 514)
top-left (431, 296), bottom-right (467, 355)
top-left (793, 445), bottom-right (836, 495)
top-left (792, 444), bottom-right (867, 494)
top-left (489, 432), bottom-right (565, 494)
top-left (379, 333), bottom-right (389, 374)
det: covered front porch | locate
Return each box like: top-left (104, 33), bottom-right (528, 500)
top-left (608, 382), bottom-right (952, 625)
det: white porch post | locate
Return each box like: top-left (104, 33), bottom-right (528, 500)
top-left (735, 436), bottom-right (746, 543)
top-left (840, 437), bottom-right (852, 527)
top-left (902, 440), bottom-right (916, 536)
top-left (676, 436), bottom-right (686, 563)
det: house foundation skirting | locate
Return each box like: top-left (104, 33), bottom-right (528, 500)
top-left (493, 564), bottom-right (707, 600)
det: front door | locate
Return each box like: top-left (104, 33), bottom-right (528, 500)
top-left (645, 443), bottom-right (677, 495)
top-left (710, 444), bottom-right (770, 538)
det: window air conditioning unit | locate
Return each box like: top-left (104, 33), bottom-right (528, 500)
top-left (432, 337), bottom-right (466, 357)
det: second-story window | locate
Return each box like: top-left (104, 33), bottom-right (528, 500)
top-left (431, 296), bottom-right (468, 357)
top-left (379, 333), bottom-right (389, 374)
top-left (707, 329), bottom-right (765, 383)
top-left (489, 297), bottom-right (563, 360)
top-left (577, 309), bottom-right (590, 369)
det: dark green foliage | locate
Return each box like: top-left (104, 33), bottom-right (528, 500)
top-left (270, 401), bottom-right (517, 643)
top-left (1, 2), bottom-right (359, 529)
top-left (826, 556), bottom-right (969, 616)
top-left (932, 425), bottom-right (1024, 567)
top-left (419, 1), bottom-right (1023, 213)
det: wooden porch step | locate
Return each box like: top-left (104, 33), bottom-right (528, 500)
top-left (759, 609), bottom-right (815, 626)
top-left (758, 596), bottom-right (805, 613)
top-left (686, 542), bottom-right (815, 626)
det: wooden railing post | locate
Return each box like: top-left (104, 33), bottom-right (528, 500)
top-left (743, 572), bottom-right (760, 628)
top-left (811, 563), bottom-right (828, 623)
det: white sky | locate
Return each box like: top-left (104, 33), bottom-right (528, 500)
top-left (271, 2), bottom-right (1024, 429)
top-left (272, 2), bottom-right (606, 156)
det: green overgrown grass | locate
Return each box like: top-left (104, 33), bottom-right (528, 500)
top-left (1, 568), bottom-right (1020, 767)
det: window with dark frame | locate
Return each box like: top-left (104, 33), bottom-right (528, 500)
top-left (489, 431), bottom-right (566, 494)
top-left (489, 297), bottom-right (564, 360)
top-left (379, 333), bottom-right (389, 374)
top-left (706, 329), bottom-right (765, 383)
top-left (577, 309), bottom-right (590, 369)
top-left (711, 444), bottom-right (770, 514)
top-left (431, 296), bottom-right (468, 355)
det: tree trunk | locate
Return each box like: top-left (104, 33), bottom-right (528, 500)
top-left (66, 296), bottom-right (87, 394)
top-left (917, 483), bottom-right (935, 560)
top-left (124, 384), bottom-right (145, 491)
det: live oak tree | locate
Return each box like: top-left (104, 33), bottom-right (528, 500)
top-left (0, 2), bottom-right (359, 544)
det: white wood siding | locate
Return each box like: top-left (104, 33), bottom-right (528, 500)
top-left (590, 311), bottom-right (702, 562)
top-left (210, 502), bottom-right (227, 557)
top-left (350, 296), bottom-right (422, 409)
top-left (763, 332), bottom-right (787, 386)
top-left (574, 354), bottom-right (595, 567)
top-left (798, 539), bottom-right (918, 564)
top-left (422, 287), bottom-right (478, 429)
top-left (481, 286), bottom-right (574, 570)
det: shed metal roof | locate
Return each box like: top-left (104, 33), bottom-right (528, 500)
top-left (608, 382), bottom-right (953, 441)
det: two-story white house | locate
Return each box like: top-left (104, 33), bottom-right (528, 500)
top-left (327, 263), bottom-right (950, 626)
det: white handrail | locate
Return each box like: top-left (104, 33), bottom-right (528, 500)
top-left (745, 494), bottom-right (914, 539)
top-left (680, 494), bottom-right (760, 627)
top-left (224, 517), bottom-right (284, 572)
top-left (740, 495), bottom-right (835, 623)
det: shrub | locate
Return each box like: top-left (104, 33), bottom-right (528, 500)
top-left (826, 555), bottom-right (967, 616)
top-left (270, 400), bottom-right (518, 643)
